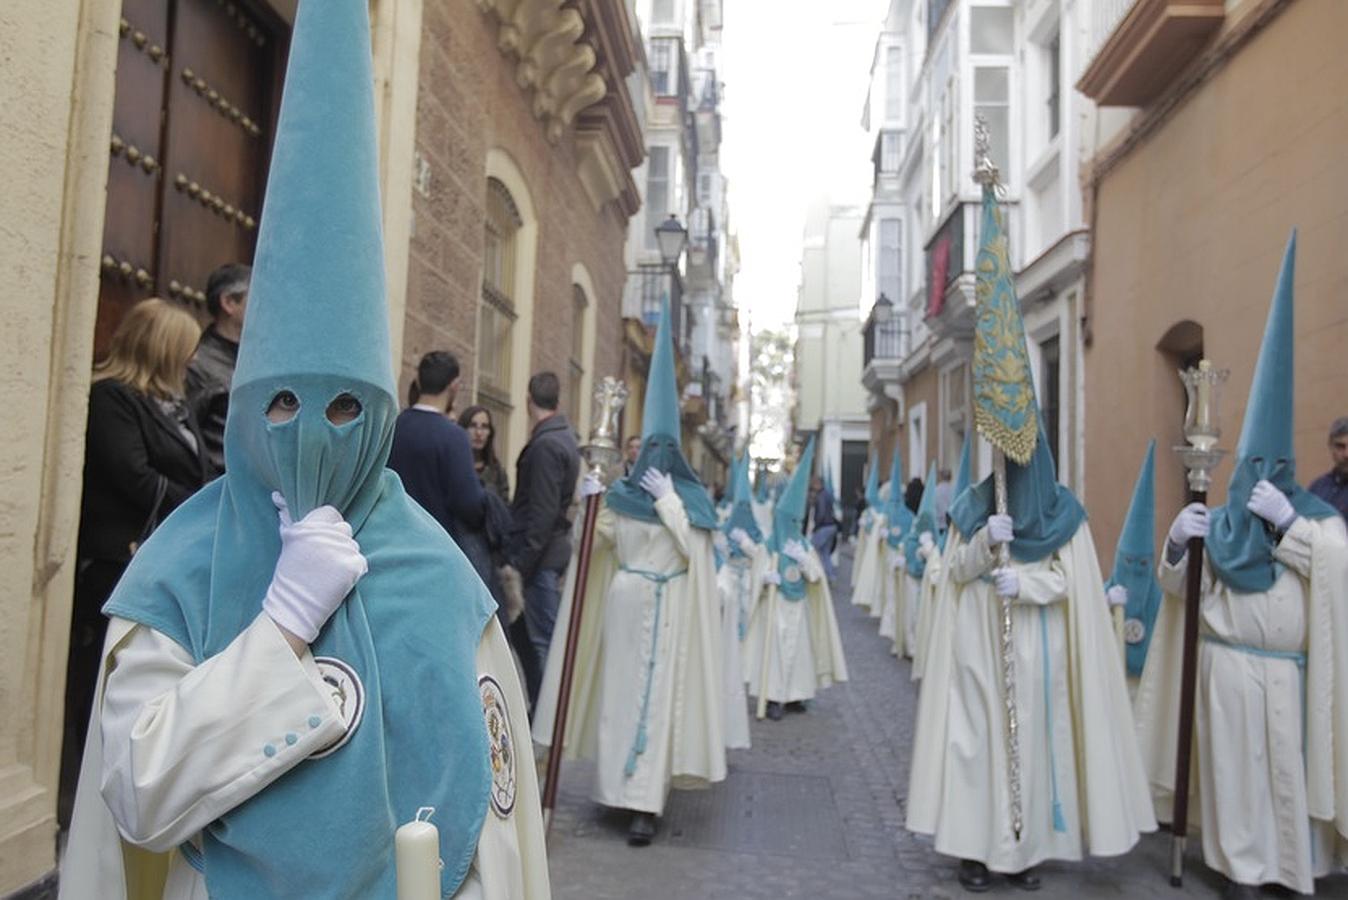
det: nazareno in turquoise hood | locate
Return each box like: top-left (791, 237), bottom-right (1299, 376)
top-left (103, 1), bottom-right (495, 896)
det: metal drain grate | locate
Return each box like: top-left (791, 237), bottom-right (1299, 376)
top-left (659, 770), bottom-right (847, 860)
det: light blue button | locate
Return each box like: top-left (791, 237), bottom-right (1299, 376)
top-left (308, 715), bottom-right (322, 728)
top-left (263, 744), bottom-right (277, 758)
top-left (285, 732), bottom-right (298, 746)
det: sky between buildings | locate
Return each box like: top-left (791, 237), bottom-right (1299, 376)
top-left (721, 0), bottom-right (887, 331)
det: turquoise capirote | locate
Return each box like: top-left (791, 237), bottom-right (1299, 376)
top-left (905, 462), bottom-right (941, 578)
top-left (723, 451), bottom-right (763, 555)
top-left (104, 1), bottom-right (493, 896)
top-left (607, 296), bottom-right (717, 530)
top-left (953, 429), bottom-right (973, 501)
top-left (949, 416), bottom-right (1086, 563)
top-left (1107, 440), bottom-right (1162, 676)
top-left (864, 452), bottom-right (881, 509)
top-left (1206, 232), bottom-right (1336, 593)
top-left (883, 447), bottom-right (914, 550)
top-left (769, 437), bottom-right (816, 600)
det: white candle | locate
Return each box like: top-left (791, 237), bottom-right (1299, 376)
top-left (396, 808), bottom-right (441, 900)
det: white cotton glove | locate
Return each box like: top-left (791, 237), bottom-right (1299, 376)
top-left (263, 493), bottom-right (368, 644)
top-left (640, 468), bottom-right (675, 500)
top-left (919, 531), bottom-right (936, 553)
top-left (987, 514), bottom-right (1014, 546)
top-left (992, 567), bottom-right (1020, 598)
top-left (730, 527), bottom-right (756, 556)
top-left (1247, 480), bottom-right (1297, 531)
top-left (579, 472), bottom-right (606, 498)
top-left (713, 531), bottom-right (729, 556)
top-left (1106, 584), bottom-right (1128, 608)
top-left (783, 540), bottom-right (810, 565)
top-left (763, 570), bottom-right (782, 586)
top-left (889, 552), bottom-right (905, 572)
top-left (1167, 502), bottom-right (1210, 547)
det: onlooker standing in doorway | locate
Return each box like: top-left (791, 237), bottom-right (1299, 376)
top-left (622, 434), bottom-right (642, 476)
top-left (507, 372), bottom-right (581, 672)
top-left (808, 475), bottom-right (839, 583)
top-left (62, 297), bottom-right (209, 827)
top-left (185, 263), bottom-right (250, 477)
top-left (386, 351), bottom-right (489, 571)
top-left (1309, 416), bottom-right (1348, 520)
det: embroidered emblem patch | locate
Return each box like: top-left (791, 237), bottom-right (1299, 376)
top-left (889, 527), bottom-right (902, 539)
top-left (311, 657), bottom-right (365, 759)
top-left (1124, 618), bottom-right (1146, 646)
top-left (783, 564), bottom-right (802, 583)
top-left (479, 675), bottom-right (516, 819)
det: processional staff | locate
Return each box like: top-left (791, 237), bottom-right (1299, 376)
top-left (1169, 360), bottom-right (1228, 886)
top-left (541, 376), bottom-right (628, 834)
top-left (970, 115), bottom-right (1036, 843)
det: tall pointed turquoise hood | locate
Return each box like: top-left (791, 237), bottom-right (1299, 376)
top-left (905, 462), bottom-right (940, 577)
top-left (607, 297), bottom-right (717, 529)
top-left (103, 2), bottom-right (495, 897)
top-left (954, 430), bottom-right (973, 499)
top-left (883, 448), bottom-right (914, 549)
top-left (770, 436), bottom-right (816, 599)
top-left (1107, 440), bottom-right (1162, 676)
top-left (864, 452), bottom-right (881, 508)
top-left (723, 451), bottom-right (762, 551)
top-left (1207, 231), bottom-right (1336, 592)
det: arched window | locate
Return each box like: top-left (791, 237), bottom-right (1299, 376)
top-left (479, 177), bottom-right (522, 444)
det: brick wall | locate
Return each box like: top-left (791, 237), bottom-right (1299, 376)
top-left (405, 0), bottom-right (631, 431)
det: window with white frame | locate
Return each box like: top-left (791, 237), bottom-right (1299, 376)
top-left (970, 5), bottom-right (1013, 54)
top-left (648, 38), bottom-right (679, 96)
top-left (885, 46), bottom-right (903, 121)
top-left (974, 67), bottom-right (1010, 174)
top-left (651, 0), bottom-right (676, 26)
top-left (479, 178), bottom-right (523, 442)
top-left (1046, 33), bottom-right (1061, 141)
top-left (645, 146), bottom-right (670, 249)
top-left (879, 218), bottom-right (902, 306)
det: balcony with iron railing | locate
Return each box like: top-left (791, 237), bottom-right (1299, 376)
top-left (1077, 0), bottom-right (1225, 107)
top-left (862, 294), bottom-right (904, 400)
top-left (623, 262), bottom-right (687, 351)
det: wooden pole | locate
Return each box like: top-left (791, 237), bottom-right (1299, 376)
top-left (541, 491), bottom-right (602, 835)
top-left (1169, 488), bottom-right (1207, 886)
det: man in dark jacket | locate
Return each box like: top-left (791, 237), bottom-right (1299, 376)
top-left (508, 372), bottom-right (580, 669)
top-left (1308, 416), bottom-right (1348, 520)
top-left (807, 475), bottom-right (839, 583)
top-left (185, 263), bottom-right (250, 476)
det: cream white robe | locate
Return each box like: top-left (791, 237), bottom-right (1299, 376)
top-left (907, 525), bottom-right (1155, 872)
top-left (878, 545), bottom-right (901, 647)
top-left (851, 513), bottom-right (889, 615)
top-left (60, 614), bottom-right (548, 900)
top-left (743, 548), bottom-right (848, 704)
top-left (910, 546), bottom-right (945, 680)
top-left (716, 546), bottom-right (768, 749)
top-left (1133, 515), bottom-right (1348, 894)
top-left (751, 499), bottom-right (774, 539)
top-left (534, 493), bottom-right (725, 816)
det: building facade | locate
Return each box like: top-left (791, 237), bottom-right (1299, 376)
top-left (0, 0), bottom-right (644, 893)
top-left (1077, 0), bottom-right (1348, 561)
top-left (859, 0), bottom-right (1094, 499)
top-left (793, 198), bottom-right (871, 515)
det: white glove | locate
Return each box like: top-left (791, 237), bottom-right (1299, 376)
top-left (262, 494), bottom-right (368, 644)
top-left (712, 531), bottom-right (729, 556)
top-left (987, 514), bottom-right (1014, 546)
top-left (640, 468), bottom-right (674, 500)
top-left (1167, 502), bottom-right (1210, 546)
top-left (889, 552), bottom-right (905, 572)
top-left (992, 567), bottom-right (1020, 598)
top-left (1106, 584), bottom-right (1128, 608)
top-left (783, 540), bottom-right (810, 564)
top-left (1247, 480), bottom-right (1297, 531)
top-left (918, 531), bottom-right (936, 553)
top-left (579, 472), bottom-right (605, 497)
top-left (763, 570), bottom-right (782, 586)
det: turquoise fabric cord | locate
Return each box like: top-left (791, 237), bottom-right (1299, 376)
top-left (620, 566), bottom-right (687, 777)
top-left (1039, 607), bottom-right (1067, 834)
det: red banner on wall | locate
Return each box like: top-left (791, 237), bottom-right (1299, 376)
top-left (926, 236), bottom-right (951, 319)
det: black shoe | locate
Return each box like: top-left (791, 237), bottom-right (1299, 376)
top-left (627, 811), bottom-right (656, 846)
top-left (784, 700), bottom-right (807, 714)
top-left (1220, 880), bottom-right (1260, 900)
top-left (957, 860), bottom-right (992, 893)
top-left (766, 701), bottom-right (784, 721)
top-left (1007, 868), bottom-right (1041, 891)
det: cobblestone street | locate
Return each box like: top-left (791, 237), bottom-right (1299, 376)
top-left (543, 548), bottom-right (1344, 899)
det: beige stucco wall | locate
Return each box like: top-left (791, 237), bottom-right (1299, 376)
top-left (1085, 0), bottom-right (1348, 571)
top-left (0, 1), bottom-right (422, 892)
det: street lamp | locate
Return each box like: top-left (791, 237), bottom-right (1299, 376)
top-left (873, 293), bottom-right (893, 323)
top-left (655, 214), bottom-right (688, 267)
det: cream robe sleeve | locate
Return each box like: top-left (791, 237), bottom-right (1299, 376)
top-left (798, 549), bottom-right (825, 583)
top-left (99, 613), bottom-right (347, 851)
top-left (653, 492), bottom-right (692, 558)
top-left (947, 527), bottom-right (998, 584)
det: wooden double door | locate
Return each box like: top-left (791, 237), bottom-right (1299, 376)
top-left (96, 0), bottom-right (289, 358)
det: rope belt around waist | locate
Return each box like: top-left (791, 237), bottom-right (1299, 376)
top-left (619, 565), bottom-right (688, 777)
top-left (1200, 634), bottom-right (1309, 781)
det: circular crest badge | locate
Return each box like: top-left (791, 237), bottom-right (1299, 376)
top-left (889, 527), bottom-right (902, 540)
top-left (1124, 618), bottom-right (1147, 646)
top-left (783, 564), bottom-right (802, 584)
top-left (311, 656), bottom-right (365, 759)
top-left (479, 675), bottom-right (516, 819)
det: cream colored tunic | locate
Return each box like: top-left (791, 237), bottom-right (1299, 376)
top-left (910, 547), bottom-right (945, 680)
top-left (1139, 516), bottom-right (1348, 893)
top-left (716, 546), bottom-right (767, 750)
top-left (878, 545), bottom-right (900, 645)
top-left (743, 549), bottom-right (848, 705)
top-left (851, 513), bottom-right (888, 615)
top-left (60, 614), bottom-right (548, 900)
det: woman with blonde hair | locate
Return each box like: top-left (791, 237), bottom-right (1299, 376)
top-left (59, 297), bottom-right (208, 828)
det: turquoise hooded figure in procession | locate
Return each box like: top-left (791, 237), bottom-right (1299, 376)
top-left (884, 448), bottom-right (915, 551)
top-left (1106, 440), bottom-right (1163, 677)
top-left (61, 2), bottom-right (548, 898)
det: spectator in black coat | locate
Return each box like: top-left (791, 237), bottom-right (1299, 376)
top-left (185, 263), bottom-right (250, 477)
top-left (62, 297), bottom-right (209, 827)
top-left (507, 372), bottom-right (580, 671)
